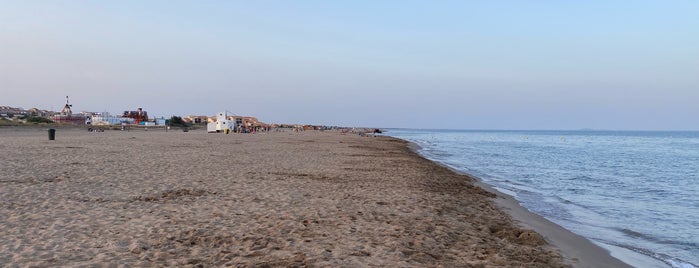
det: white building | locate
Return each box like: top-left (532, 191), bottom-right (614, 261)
top-left (90, 112), bottom-right (136, 125)
top-left (207, 111), bottom-right (235, 133)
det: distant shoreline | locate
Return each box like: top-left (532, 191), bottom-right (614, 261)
top-left (385, 127), bottom-right (699, 133)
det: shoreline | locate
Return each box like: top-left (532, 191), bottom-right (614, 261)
top-left (403, 140), bottom-right (642, 268)
top-left (403, 141), bottom-right (631, 267)
top-left (0, 128), bottom-right (624, 266)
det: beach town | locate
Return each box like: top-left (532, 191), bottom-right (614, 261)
top-left (0, 97), bottom-right (341, 133)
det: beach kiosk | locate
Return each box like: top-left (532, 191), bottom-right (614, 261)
top-left (207, 111), bottom-right (235, 133)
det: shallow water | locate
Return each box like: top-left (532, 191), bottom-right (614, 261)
top-left (387, 129), bottom-right (698, 268)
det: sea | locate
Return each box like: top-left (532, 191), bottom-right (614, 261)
top-left (386, 129), bottom-right (698, 268)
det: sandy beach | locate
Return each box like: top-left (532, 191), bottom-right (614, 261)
top-left (0, 127), bottom-right (626, 267)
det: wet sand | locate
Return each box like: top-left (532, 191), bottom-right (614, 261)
top-left (0, 127), bottom-right (626, 267)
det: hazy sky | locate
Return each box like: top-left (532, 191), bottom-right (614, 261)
top-left (1, 1), bottom-right (697, 130)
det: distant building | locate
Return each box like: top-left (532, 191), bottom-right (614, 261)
top-left (122, 108), bottom-right (148, 124)
top-left (155, 117), bottom-right (167, 126)
top-left (27, 108), bottom-right (53, 117)
top-left (204, 111), bottom-right (269, 133)
top-left (0, 106), bottom-right (27, 118)
top-left (226, 115), bottom-right (266, 128)
top-left (90, 112), bottom-right (135, 125)
top-left (53, 96), bottom-right (87, 124)
top-left (183, 115), bottom-right (209, 124)
top-left (207, 111), bottom-right (235, 133)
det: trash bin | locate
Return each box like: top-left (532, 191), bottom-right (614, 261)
top-left (48, 129), bottom-right (56, 140)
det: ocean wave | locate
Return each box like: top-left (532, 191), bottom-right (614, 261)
top-left (617, 228), bottom-right (658, 241)
top-left (599, 240), bottom-right (698, 268)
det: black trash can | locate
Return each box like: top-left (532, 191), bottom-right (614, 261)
top-left (48, 129), bottom-right (56, 140)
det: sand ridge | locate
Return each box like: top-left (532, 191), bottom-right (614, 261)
top-left (1, 128), bottom-right (566, 267)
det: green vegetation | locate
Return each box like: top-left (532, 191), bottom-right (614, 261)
top-left (169, 116), bottom-right (189, 127)
top-left (25, 116), bottom-right (54, 124)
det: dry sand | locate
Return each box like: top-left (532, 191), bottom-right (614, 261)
top-left (0, 127), bottom-right (625, 267)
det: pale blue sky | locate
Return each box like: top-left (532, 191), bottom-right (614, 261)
top-left (1, 1), bottom-right (697, 130)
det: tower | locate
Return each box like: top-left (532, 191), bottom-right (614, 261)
top-left (60, 96), bottom-right (73, 117)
